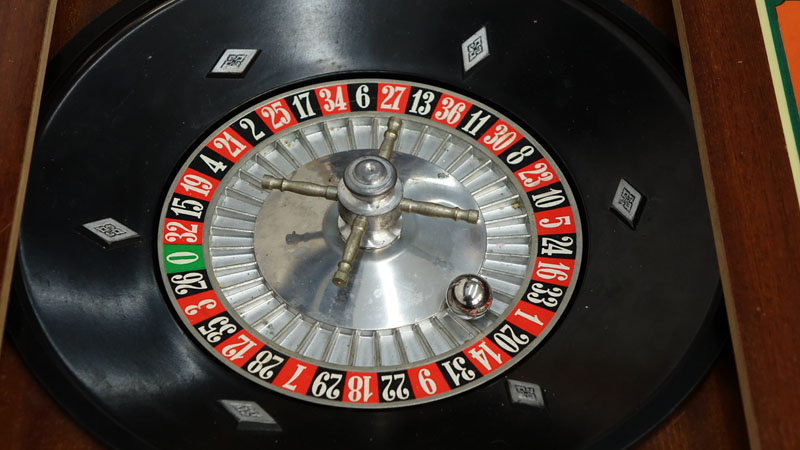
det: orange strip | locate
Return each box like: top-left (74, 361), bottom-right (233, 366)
top-left (778, 1), bottom-right (800, 114)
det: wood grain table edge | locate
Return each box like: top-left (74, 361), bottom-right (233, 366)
top-left (670, 0), bottom-right (758, 445)
top-left (0, 0), bottom-right (58, 354)
top-left (673, 0), bottom-right (800, 448)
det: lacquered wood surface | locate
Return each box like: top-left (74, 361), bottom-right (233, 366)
top-left (673, 0), bottom-right (800, 448)
top-left (0, 0), bottom-right (57, 349)
top-left (0, 344), bottom-right (103, 449)
top-left (634, 346), bottom-right (748, 449)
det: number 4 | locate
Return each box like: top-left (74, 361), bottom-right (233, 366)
top-left (199, 154), bottom-right (228, 173)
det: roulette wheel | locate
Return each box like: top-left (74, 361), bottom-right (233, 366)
top-left (9, 0), bottom-right (725, 448)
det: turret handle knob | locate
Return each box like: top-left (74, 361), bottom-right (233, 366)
top-left (377, 117), bottom-right (402, 160)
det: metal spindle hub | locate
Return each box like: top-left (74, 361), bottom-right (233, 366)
top-left (345, 157), bottom-right (395, 196)
top-left (337, 154), bottom-right (404, 250)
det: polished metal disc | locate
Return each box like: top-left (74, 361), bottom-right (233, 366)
top-left (256, 151), bottom-right (487, 332)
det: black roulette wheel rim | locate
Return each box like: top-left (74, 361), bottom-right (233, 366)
top-left (10, 1), bottom-right (724, 449)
